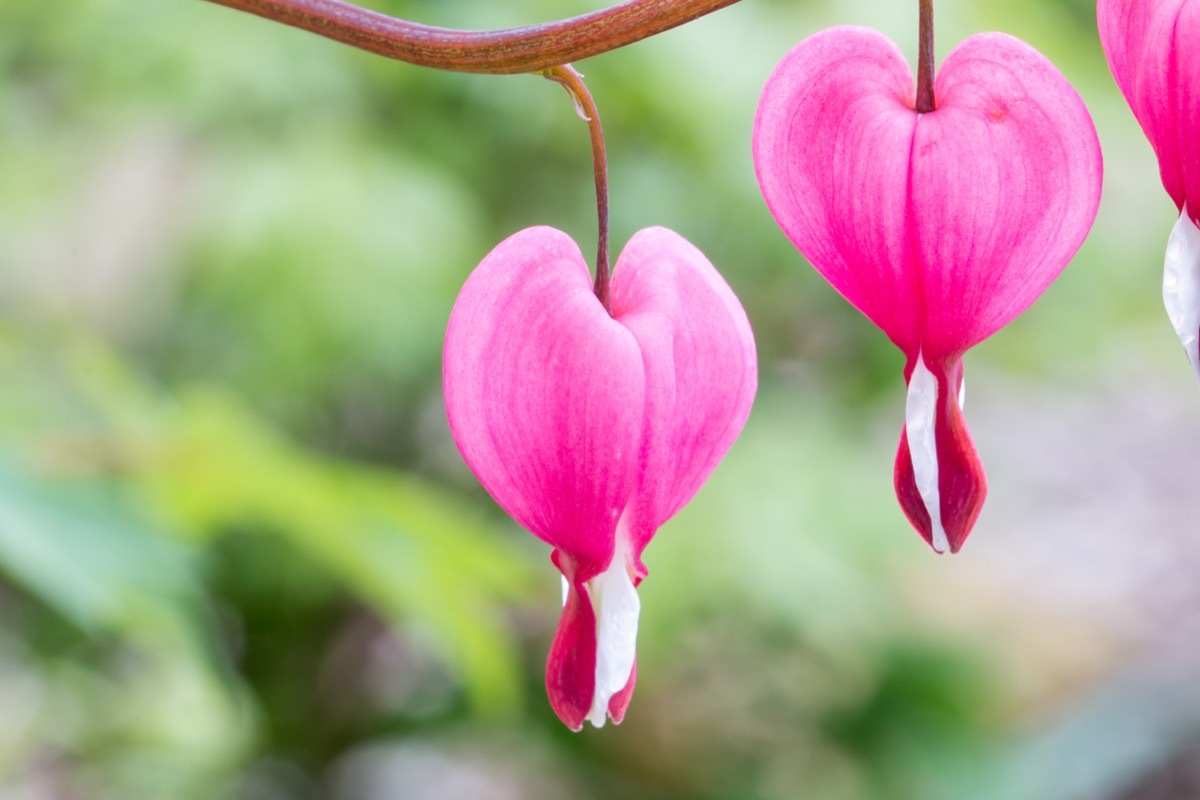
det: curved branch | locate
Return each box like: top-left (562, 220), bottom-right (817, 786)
top-left (202, 0), bottom-right (743, 74)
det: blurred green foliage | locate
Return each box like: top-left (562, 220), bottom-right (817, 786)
top-left (0, 1), bottom-right (1195, 799)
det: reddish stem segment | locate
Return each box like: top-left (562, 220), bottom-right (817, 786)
top-left (915, 0), bottom-right (935, 113)
top-left (201, 0), bottom-right (741, 74)
top-left (545, 66), bottom-right (612, 315)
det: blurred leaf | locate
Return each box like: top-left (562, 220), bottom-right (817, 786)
top-left (0, 457), bottom-right (197, 635)
top-left (0, 332), bottom-right (537, 720)
top-left (134, 388), bottom-right (534, 718)
top-left (0, 454), bottom-right (254, 790)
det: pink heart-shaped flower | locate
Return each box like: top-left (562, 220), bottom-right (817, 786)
top-left (443, 226), bottom-right (756, 729)
top-left (1100, 0), bottom-right (1200, 379)
top-left (753, 26), bottom-right (1102, 553)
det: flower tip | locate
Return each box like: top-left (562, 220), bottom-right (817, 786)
top-left (894, 440), bottom-right (986, 554)
top-left (894, 355), bottom-right (986, 554)
top-left (546, 550), bottom-right (640, 731)
top-left (605, 661), bottom-right (637, 725)
top-left (1163, 204), bottom-right (1200, 382)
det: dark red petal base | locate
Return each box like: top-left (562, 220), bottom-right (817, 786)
top-left (893, 357), bottom-right (987, 554)
top-left (546, 574), bottom-right (597, 731)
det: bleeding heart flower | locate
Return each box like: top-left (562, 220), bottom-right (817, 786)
top-left (443, 226), bottom-right (756, 729)
top-left (753, 26), bottom-right (1102, 553)
top-left (1099, 0), bottom-right (1200, 379)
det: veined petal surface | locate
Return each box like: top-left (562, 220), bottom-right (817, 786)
top-left (611, 228), bottom-right (758, 558)
top-left (754, 26), bottom-right (1100, 360)
top-left (753, 27), bottom-right (922, 353)
top-left (1098, 0), bottom-right (1159, 105)
top-left (1180, 1), bottom-right (1200, 218)
top-left (913, 33), bottom-right (1102, 355)
top-left (1100, 0), bottom-right (1199, 217)
top-left (443, 226), bottom-right (643, 580)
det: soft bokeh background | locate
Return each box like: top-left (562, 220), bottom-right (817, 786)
top-left (3, 0), bottom-right (1199, 798)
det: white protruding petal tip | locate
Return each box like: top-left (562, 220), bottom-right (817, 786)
top-left (561, 576), bottom-right (569, 608)
top-left (584, 543), bottom-right (640, 728)
top-left (1163, 205), bottom-right (1200, 382)
top-left (906, 353), bottom-right (948, 554)
top-left (931, 530), bottom-right (948, 554)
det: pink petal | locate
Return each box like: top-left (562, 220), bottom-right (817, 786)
top-left (1098, 0), bottom-right (1158, 107)
top-left (611, 228), bottom-right (758, 560)
top-left (1180, 1), bottom-right (1200, 217)
top-left (443, 227), bottom-right (644, 581)
top-left (753, 27), bottom-right (1100, 359)
top-left (912, 33), bottom-right (1103, 356)
top-left (753, 27), bottom-right (923, 353)
top-left (1101, 0), bottom-right (1200, 375)
top-left (1100, 0), bottom-right (1194, 213)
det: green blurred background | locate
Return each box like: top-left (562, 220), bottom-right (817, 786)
top-left (2, 1), bottom-right (1200, 798)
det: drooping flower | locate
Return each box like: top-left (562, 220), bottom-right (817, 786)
top-left (443, 226), bottom-right (756, 729)
top-left (753, 26), bottom-right (1102, 553)
top-left (1099, 0), bottom-right (1200, 379)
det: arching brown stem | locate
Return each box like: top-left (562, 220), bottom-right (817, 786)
top-left (545, 66), bottom-right (612, 315)
top-left (202, 0), bottom-right (742, 74)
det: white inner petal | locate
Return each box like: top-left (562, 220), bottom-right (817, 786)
top-left (561, 575), bottom-right (569, 608)
top-left (957, 375), bottom-right (966, 411)
top-left (1163, 204), bottom-right (1200, 381)
top-left (584, 537), bottom-right (640, 728)
top-left (905, 352), bottom-right (948, 554)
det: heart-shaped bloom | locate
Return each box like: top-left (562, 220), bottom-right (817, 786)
top-left (443, 226), bottom-right (756, 729)
top-left (753, 27), bottom-right (1102, 553)
top-left (1100, 0), bottom-right (1200, 379)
